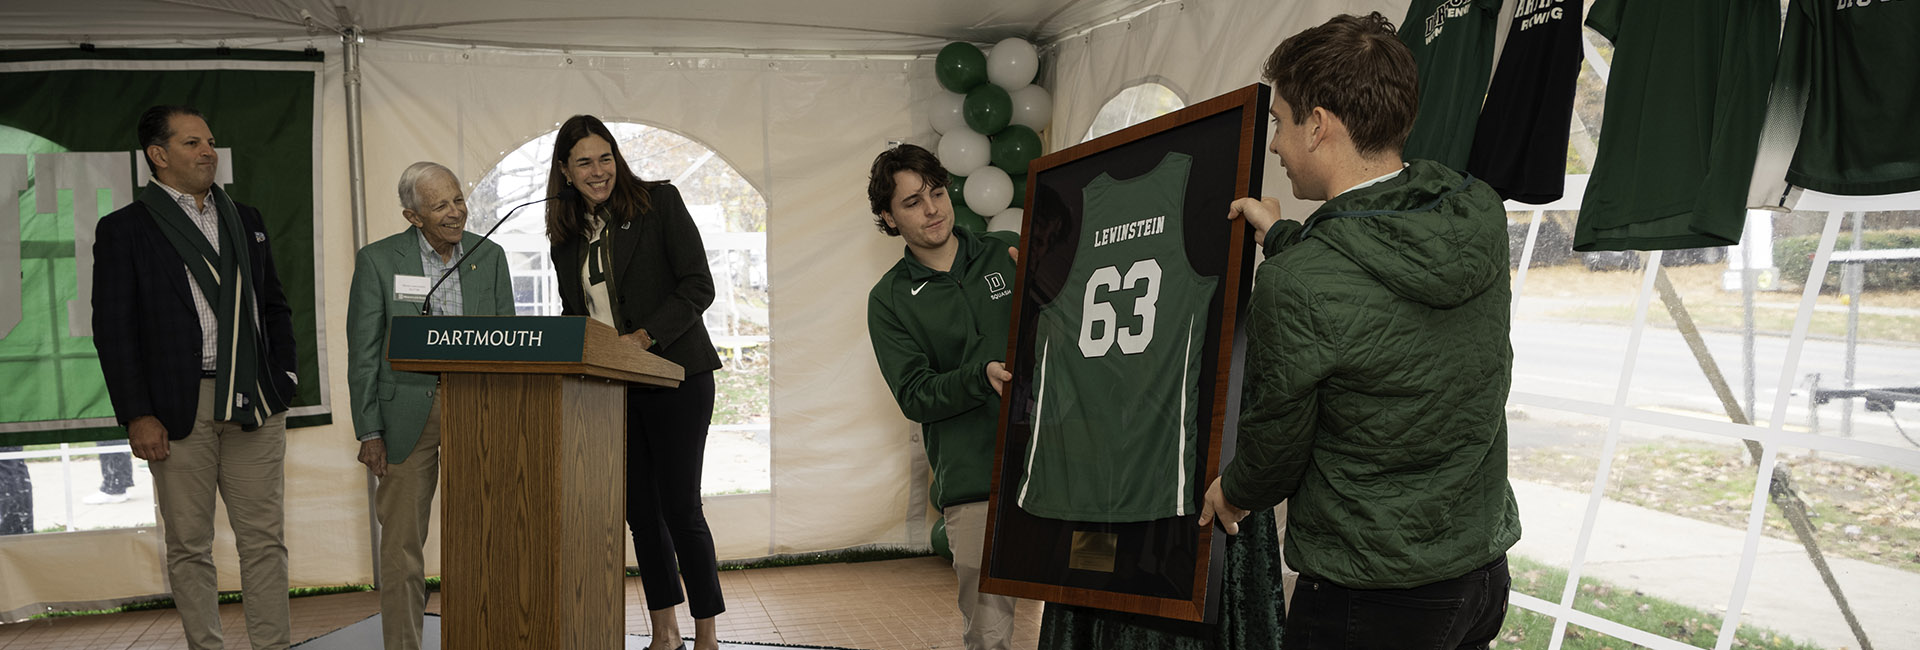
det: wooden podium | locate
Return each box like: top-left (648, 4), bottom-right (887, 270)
top-left (388, 316), bottom-right (682, 649)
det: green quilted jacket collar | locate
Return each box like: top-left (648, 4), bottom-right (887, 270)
top-left (1289, 160), bottom-right (1509, 309)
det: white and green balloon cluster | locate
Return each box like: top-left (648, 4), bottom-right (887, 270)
top-left (933, 37), bottom-right (1050, 234)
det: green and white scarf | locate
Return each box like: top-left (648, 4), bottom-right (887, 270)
top-left (139, 182), bottom-right (288, 430)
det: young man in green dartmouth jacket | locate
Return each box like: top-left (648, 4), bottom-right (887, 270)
top-left (865, 144), bottom-right (1022, 650)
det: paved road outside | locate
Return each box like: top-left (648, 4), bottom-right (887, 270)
top-left (1512, 479), bottom-right (1919, 650)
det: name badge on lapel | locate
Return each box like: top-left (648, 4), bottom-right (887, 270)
top-left (393, 274), bottom-right (431, 303)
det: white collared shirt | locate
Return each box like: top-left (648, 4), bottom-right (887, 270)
top-left (154, 180), bottom-right (222, 371)
top-left (417, 229), bottom-right (465, 317)
top-left (152, 180), bottom-right (282, 387)
top-left (1333, 163), bottom-right (1411, 199)
top-left (581, 215), bottom-right (615, 327)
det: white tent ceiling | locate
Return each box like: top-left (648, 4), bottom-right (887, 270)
top-left (1, 0), bottom-right (1168, 54)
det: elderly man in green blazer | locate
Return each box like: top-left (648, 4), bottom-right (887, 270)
top-left (346, 161), bottom-right (514, 650)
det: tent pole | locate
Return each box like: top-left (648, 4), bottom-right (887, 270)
top-left (344, 27), bottom-right (368, 250)
top-left (340, 18), bottom-right (380, 590)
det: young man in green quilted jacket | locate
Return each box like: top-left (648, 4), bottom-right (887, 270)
top-left (1199, 13), bottom-right (1521, 649)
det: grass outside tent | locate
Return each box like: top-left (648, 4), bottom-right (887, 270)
top-left (1496, 555), bottom-right (1823, 650)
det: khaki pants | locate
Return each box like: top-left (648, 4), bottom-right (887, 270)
top-left (945, 501), bottom-right (1017, 650)
top-left (149, 379), bottom-right (290, 650)
top-left (375, 394), bottom-right (442, 650)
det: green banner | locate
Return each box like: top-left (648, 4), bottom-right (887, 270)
top-left (0, 49), bottom-right (332, 445)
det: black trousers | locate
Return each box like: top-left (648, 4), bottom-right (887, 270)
top-left (626, 371), bottom-right (725, 619)
top-left (1285, 555), bottom-right (1510, 650)
top-left (0, 446), bottom-right (30, 535)
top-left (97, 440), bottom-right (134, 494)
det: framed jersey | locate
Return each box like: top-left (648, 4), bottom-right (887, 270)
top-left (979, 83), bottom-right (1266, 623)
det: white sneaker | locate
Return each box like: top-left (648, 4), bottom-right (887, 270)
top-left (83, 491), bottom-right (130, 505)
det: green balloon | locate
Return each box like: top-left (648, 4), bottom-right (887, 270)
top-left (935, 42), bottom-right (988, 93)
top-left (954, 199), bottom-right (989, 233)
top-left (990, 125), bottom-right (1043, 175)
top-left (1010, 173), bottom-right (1028, 209)
top-left (963, 84), bottom-right (1012, 135)
top-left (931, 516), bottom-right (953, 561)
top-left (948, 173), bottom-right (966, 202)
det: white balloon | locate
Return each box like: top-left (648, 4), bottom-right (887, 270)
top-left (1010, 85), bottom-right (1053, 131)
top-left (989, 207), bottom-right (1024, 234)
top-left (938, 130), bottom-right (991, 176)
top-left (930, 91), bottom-right (968, 135)
top-left (964, 165), bottom-right (1013, 216)
top-left (987, 38), bottom-right (1039, 91)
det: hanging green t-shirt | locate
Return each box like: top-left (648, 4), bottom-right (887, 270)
top-left (1398, 0), bottom-right (1501, 171)
top-left (1787, 0), bottom-right (1920, 195)
top-left (1574, 0), bottom-right (1778, 251)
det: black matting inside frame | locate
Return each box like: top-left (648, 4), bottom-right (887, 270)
top-left (981, 83), bottom-right (1267, 623)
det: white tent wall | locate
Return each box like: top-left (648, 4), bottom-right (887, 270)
top-left (0, 518), bottom-right (168, 618)
top-left (303, 49), bottom-right (376, 590)
top-left (356, 48), bottom-right (778, 200)
top-left (764, 61), bottom-right (946, 554)
top-left (354, 46), bottom-right (940, 562)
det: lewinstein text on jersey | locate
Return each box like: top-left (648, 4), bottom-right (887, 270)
top-left (1092, 215), bottom-right (1167, 248)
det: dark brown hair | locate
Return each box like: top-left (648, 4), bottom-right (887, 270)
top-left (544, 114), bottom-right (661, 246)
top-left (1262, 12), bottom-right (1419, 157)
top-left (137, 105), bottom-right (206, 173)
top-left (865, 143), bottom-right (951, 236)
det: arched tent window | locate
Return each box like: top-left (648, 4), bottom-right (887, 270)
top-left (470, 123), bottom-right (770, 496)
top-left (1082, 82), bottom-right (1186, 143)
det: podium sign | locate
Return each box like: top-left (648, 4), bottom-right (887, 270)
top-left (387, 315), bottom-right (586, 362)
top-left (388, 315), bottom-right (680, 648)
top-left (389, 315), bottom-right (683, 385)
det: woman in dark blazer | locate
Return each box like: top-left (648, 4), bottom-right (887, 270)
top-left (546, 114), bottom-right (725, 650)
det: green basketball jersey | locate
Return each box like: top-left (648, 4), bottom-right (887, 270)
top-left (1018, 152), bottom-right (1218, 523)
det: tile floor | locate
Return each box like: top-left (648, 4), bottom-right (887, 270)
top-left (0, 557), bottom-right (1045, 650)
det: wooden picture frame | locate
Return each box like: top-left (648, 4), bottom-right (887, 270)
top-left (978, 83), bottom-right (1269, 622)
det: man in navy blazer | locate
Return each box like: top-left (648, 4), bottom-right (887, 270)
top-left (92, 105), bottom-right (298, 650)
